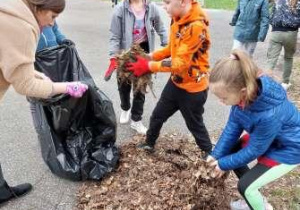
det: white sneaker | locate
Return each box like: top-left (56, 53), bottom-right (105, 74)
top-left (130, 120), bottom-right (147, 135)
top-left (281, 82), bottom-right (291, 90)
top-left (230, 199), bottom-right (250, 210)
top-left (263, 198), bottom-right (274, 210)
top-left (120, 109), bottom-right (131, 124)
top-left (230, 198), bottom-right (273, 210)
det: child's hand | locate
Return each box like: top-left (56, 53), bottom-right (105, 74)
top-left (210, 161), bottom-right (225, 179)
top-left (66, 82), bottom-right (88, 98)
top-left (104, 58), bottom-right (118, 81)
top-left (126, 55), bottom-right (151, 77)
top-left (206, 155), bottom-right (216, 164)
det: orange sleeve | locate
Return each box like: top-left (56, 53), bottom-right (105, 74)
top-left (150, 22), bottom-right (208, 74)
top-left (151, 44), bottom-right (171, 61)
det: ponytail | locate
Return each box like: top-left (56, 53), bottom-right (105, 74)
top-left (210, 50), bottom-right (260, 106)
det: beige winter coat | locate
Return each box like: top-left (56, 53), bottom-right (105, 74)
top-left (0, 0), bottom-right (53, 102)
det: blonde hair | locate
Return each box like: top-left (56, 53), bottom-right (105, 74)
top-left (288, 0), bottom-right (298, 13)
top-left (209, 50), bottom-right (259, 106)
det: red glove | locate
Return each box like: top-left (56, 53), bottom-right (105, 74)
top-left (104, 58), bottom-right (117, 81)
top-left (126, 55), bottom-right (150, 77)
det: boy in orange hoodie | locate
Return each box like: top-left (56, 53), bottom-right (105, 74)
top-left (127, 0), bottom-right (212, 157)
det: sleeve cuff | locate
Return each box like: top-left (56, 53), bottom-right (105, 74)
top-left (149, 61), bottom-right (161, 73)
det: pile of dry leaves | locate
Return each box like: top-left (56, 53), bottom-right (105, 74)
top-left (77, 134), bottom-right (238, 210)
top-left (116, 45), bottom-right (154, 95)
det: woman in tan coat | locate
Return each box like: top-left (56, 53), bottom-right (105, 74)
top-left (0, 0), bottom-right (88, 205)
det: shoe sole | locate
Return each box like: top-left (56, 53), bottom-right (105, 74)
top-left (130, 125), bottom-right (147, 135)
top-left (120, 120), bottom-right (130, 124)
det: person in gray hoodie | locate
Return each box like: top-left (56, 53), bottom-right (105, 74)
top-left (230, 0), bottom-right (269, 57)
top-left (104, 0), bottom-right (167, 135)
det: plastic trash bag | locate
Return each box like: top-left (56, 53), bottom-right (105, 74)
top-left (28, 43), bottom-right (119, 181)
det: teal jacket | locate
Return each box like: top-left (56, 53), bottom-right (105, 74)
top-left (231, 0), bottom-right (269, 42)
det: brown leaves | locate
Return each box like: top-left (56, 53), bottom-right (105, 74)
top-left (77, 134), bottom-right (236, 210)
top-left (116, 45), bottom-right (154, 96)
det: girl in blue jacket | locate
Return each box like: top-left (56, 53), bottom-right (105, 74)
top-left (207, 50), bottom-right (300, 210)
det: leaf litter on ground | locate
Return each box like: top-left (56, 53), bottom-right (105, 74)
top-left (77, 133), bottom-right (238, 210)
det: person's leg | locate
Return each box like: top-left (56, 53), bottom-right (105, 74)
top-left (139, 41), bottom-right (150, 54)
top-left (237, 163), bottom-right (297, 209)
top-left (232, 39), bottom-right (244, 51)
top-left (244, 42), bottom-right (257, 57)
top-left (0, 164), bottom-right (33, 204)
top-left (130, 41), bottom-right (149, 123)
top-left (267, 31), bottom-right (284, 71)
top-left (179, 89), bottom-right (212, 153)
top-left (117, 78), bottom-right (131, 112)
top-left (282, 31), bottom-right (298, 84)
top-left (144, 80), bottom-right (179, 147)
top-left (131, 91), bottom-right (145, 122)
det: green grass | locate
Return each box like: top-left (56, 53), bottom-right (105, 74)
top-left (202, 0), bottom-right (238, 10)
top-left (103, 0), bottom-right (238, 10)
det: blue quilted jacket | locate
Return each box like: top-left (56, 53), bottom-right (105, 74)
top-left (212, 76), bottom-right (300, 170)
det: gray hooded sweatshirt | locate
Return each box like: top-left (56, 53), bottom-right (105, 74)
top-left (109, 0), bottom-right (168, 57)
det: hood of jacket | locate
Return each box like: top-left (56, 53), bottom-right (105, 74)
top-left (175, 2), bottom-right (209, 26)
top-left (0, 0), bottom-right (39, 35)
top-left (247, 76), bottom-right (286, 112)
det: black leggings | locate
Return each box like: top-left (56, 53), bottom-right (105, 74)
top-left (231, 140), bottom-right (296, 209)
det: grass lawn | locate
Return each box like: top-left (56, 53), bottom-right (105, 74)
top-left (202, 0), bottom-right (237, 10)
top-left (103, 0), bottom-right (238, 10)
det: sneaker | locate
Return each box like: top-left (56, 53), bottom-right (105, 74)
top-left (230, 199), bottom-right (250, 210)
top-left (230, 198), bottom-right (273, 210)
top-left (137, 142), bottom-right (154, 152)
top-left (120, 109), bottom-right (131, 124)
top-left (130, 120), bottom-right (147, 135)
top-left (263, 198), bottom-right (274, 210)
top-left (265, 203), bottom-right (274, 210)
top-left (281, 82), bottom-right (291, 90)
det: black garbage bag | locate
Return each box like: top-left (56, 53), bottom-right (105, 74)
top-left (29, 43), bottom-right (119, 181)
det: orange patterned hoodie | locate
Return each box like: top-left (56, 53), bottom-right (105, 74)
top-left (149, 2), bottom-right (210, 93)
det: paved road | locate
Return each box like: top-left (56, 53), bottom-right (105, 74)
top-left (0, 1), bottom-right (270, 209)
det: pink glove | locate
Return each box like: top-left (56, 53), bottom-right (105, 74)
top-left (66, 82), bottom-right (88, 98)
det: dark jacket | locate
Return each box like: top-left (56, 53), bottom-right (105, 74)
top-left (231, 0), bottom-right (269, 42)
top-left (270, 0), bottom-right (300, 30)
top-left (212, 76), bottom-right (300, 170)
